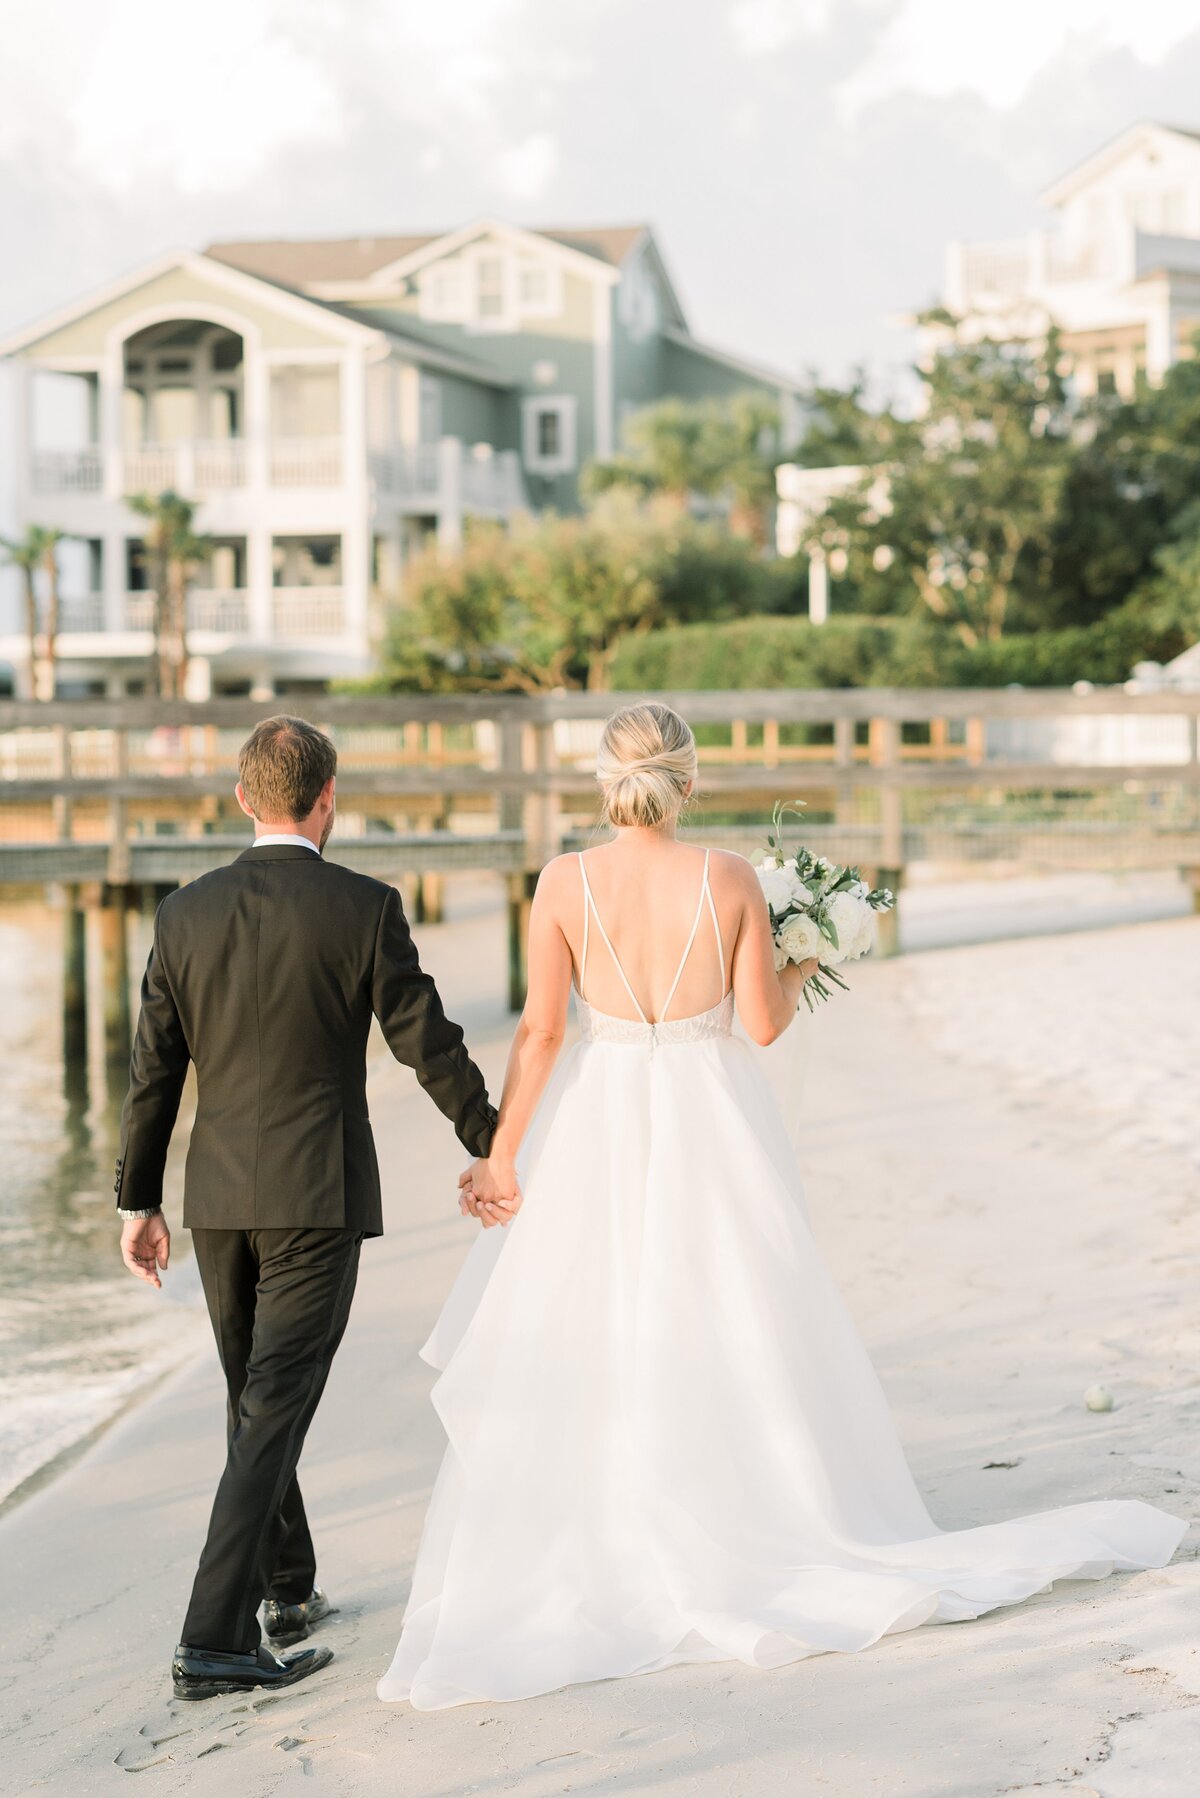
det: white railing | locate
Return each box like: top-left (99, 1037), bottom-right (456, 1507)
top-left (122, 440), bottom-right (246, 495)
top-left (370, 439), bottom-right (527, 515)
top-left (370, 443), bottom-right (441, 499)
top-left (271, 587), bottom-right (346, 636)
top-left (462, 446), bottom-right (527, 514)
top-left (56, 596), bottom-right (108, 633)
top-left (121, 591), bottom-right (250, 633)
top-left (270, 438), bottom-right (343, 486)
top-left (32, 449), bottom-right (104, 494)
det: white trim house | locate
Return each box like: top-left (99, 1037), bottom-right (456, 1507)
top-left (1, 220), bottom-right (804, 698)
top-left (922, 122), bottom-right (1200, 395)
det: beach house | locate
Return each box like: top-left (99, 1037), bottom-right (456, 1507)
top-left (922, 121), bottom-right (1200, 395)
top-left (0, 221), bottom-right (802, 698)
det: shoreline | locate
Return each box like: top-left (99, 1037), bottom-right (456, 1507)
top-left (1, 893), bottom-right (1197, 1795)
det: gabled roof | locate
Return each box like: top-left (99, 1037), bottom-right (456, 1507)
top-left (0, 248), bottom-right (515, 387)
top-left (0, 248), bottom-right (384, 359)
top-left (1039, 121), bottom-right (1200, 210)
top-left (207, 222), bottom-right (651, 291)
top-left (207, 235), bottom-right (436, 286)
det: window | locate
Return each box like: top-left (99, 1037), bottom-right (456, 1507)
top-left (522, 395), bottom-right (576, 476)
top-left (519, 263), bottom-right (549, 307)
top-left (537, 410), bottom-right (560, 459)
top-left (420, 263), bottom-right (467, 321)
top-left (476, 257), bottom-right (505, 319)
top-left (517, 259), bottom-right (561, 317)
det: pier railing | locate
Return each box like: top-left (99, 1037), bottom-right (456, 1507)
top-left (1, 688), bottom-right (1198, 1044)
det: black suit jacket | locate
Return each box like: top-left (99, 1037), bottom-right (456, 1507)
top-left (115, 844), bottom-right (496, 1234)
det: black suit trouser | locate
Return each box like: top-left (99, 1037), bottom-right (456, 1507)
top-left (182, 1226), bottom-right (362, 1654)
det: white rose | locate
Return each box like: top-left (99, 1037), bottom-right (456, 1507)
top-left (822, 891), bottom-right (867, 965)
top-left (758, 862), bottom-right (800, 914)
top-left (845, 909), bottom-right (876, 961)
top-left (773, 941), bottom-right (790, 972)
top-left (778, 912), bottom-right (824, 964)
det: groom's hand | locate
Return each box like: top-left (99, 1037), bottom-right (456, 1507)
top-left (120, 1212), bottom-right (171, 1288)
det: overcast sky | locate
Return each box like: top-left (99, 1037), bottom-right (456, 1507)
top-left (4, 0), bottom-right (1200, 395)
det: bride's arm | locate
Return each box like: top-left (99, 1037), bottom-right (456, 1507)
top-left (469, 861), bottom-right (574, 1219)
top-left (723, 856), bottom-right (816, 1045)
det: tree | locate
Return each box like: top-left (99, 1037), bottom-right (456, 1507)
top-left (128, 491), bottom-right (208, 698)
top-left (814, 334), bottom-right (1074, 644)
top-left (0, 524), bottom-right (68, 699)
top-left (582, 393), bottom-right (784, 545)
top-left (365, 500), bottom-right (786, 695)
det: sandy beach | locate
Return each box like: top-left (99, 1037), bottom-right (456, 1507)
top-left (2, 885), bottom-right (1198, 1798)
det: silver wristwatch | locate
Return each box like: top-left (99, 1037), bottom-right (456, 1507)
top-left (118, 1206), bottom-right (163, 1220)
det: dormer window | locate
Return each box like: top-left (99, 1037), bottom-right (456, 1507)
top-left (476, 257), bottom-right (506, 321)
top-left (420, 263), bottom-right (468, 322)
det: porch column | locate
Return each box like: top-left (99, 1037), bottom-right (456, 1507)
top-left (436, 437), bottom-right (464, 554)
top-left (1145, 298), bottom-right (1179, 383)
top-left (341, 347), bottom-right (370, 652)
top-left (99, 343), bottom-right (124, 501)
top-left (244, 341), bottom-right (273, 642)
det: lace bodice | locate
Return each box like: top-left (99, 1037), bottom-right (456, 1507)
top-left (576, 991), bottom-right (735, 1047)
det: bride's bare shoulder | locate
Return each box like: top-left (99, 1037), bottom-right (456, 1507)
top-left (707, 847), bottom-right (759, 894)
top-left (535, 853), bottom-right (586, 904)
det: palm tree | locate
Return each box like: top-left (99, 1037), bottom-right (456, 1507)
top-left (0, 524), bottom-right (68, 699)
top-left (128, 491), bottom-right (208, 698)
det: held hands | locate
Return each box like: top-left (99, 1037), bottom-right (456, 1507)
top-left (120, 1213), bottom-right (171, 1288)
top-left (458, 1157), bottom-right (522, 1229)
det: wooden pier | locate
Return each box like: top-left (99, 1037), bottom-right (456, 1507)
top-left (1, 687), bottom-right (1198, 1057)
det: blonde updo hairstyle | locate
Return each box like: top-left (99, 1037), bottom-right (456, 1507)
top-left (597, 703), bottom-right (698, 829)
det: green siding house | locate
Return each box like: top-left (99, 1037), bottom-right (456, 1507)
top-left (0, 219), bottom-right (802, 697)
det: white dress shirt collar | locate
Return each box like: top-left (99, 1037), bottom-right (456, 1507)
top-left (249, 833), bottom-right (321, 854)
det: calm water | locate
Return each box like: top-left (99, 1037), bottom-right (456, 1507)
top-left (0, 902), bottom-right (207, 1507)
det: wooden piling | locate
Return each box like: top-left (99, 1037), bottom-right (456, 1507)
top-left (62, 884), bottom-right (88, 1064)
top-left (506, 872), bottom-right (537, 1013)
top-left (99, 884), bottom-right (131, 1065)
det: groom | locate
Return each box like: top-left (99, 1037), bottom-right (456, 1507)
top-left (117, 714), bottom-right (510, 1700)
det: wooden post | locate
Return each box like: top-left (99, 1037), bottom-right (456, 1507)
top-left (413, 811), bottom-right (446, 927)
top-left (526, 719), bottom-right (561, 869)
top-left (62, 884), bottom-right (88, 1066)
top-left (873, 715), bottom-right (904, 960)
top-left (506, 871), bottom-right (536, 1012)
top-left (833, 714), bottom-right (855, 827)
top-left (99, 884), bottom-right (131, 1065)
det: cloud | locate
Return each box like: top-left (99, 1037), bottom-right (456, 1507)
top-left (836, 0), bottom-right (1200, 115)
top-left (493, 131), bottom-right (559, 202)
top-left (2, 0), bottom-right (1200, 392)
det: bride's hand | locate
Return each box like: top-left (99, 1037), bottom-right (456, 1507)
top-left (458, 1158), bottom-right (522, 1228)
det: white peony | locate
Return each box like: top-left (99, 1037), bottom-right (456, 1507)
top-left (758, 860), bottom-right (803, 914)
top-left (778, 911), bottom-right (824, 964)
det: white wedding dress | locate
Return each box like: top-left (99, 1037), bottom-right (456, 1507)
top-left (379, 852), bottom-right (1186, 1710)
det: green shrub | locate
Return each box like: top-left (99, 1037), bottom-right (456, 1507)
top-left (608, 610), bottom-right (1185, 691)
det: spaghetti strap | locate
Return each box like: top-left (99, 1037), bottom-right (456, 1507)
top-left (577, 855), bottom-right (650, 1025)
top-left (703, 858), bottom-right (728, 996)
top-left (660, 851), bottom-right (712, 1023)
top-left (577, 854), bottom-right (591, 999)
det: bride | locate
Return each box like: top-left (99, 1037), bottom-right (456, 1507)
top-left (378, 702), bottom-right (1185, 1710)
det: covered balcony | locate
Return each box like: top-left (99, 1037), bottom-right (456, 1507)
top-left (27, 321), bottom-right (347, 497)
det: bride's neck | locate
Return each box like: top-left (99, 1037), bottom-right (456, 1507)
top-left (612, 819), bottom-right (681, 844)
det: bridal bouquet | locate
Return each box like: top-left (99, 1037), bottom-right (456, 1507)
top-left (757, 802), bottom-right (896, 1010)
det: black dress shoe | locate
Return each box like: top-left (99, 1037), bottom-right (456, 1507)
top-left (171, 1641), bottom-right (333, 1701)
top-left (263, 1585), bottom-right (336, 1648)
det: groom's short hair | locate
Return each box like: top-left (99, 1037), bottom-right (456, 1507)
top-left (238, 715), bottom-right (338, 821)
